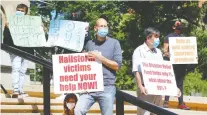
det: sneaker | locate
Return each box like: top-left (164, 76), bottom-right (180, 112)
top-left (178, 103), bottom-right (190, 110)
top-left (163, 101), bottom-right (169, 108)
top-left (11, 91), bottom-right (19, 98)
top-left (19, 92), bottom-right (29, 97)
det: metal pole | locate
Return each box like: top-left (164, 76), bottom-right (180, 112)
top-left (43, 67), bottom-right (50, 115)
top-left (116, 93), bottom-right (124, 115)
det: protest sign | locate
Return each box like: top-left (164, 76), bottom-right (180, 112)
top-left (52, 53), bottom-right (104, 94)
top-left (47, 20), bottom-right (88, 52)
top-left (140, 59), bottom-right (177, 96)
top-left (8, 15), bottom-right (46, 47)
top-left (169, 37), bottom-right (198, 64)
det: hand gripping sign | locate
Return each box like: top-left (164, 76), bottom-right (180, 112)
top-left (52, 53), bottom-right (104, 94)
top-left (140, 59), bottom-right (178, 96)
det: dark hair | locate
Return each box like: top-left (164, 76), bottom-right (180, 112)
top-left (16, 4), bottom-right (28, 14)
top-left (144, 27), bottom-right (160, 38)
top-left (1, 5), bottom-right (6, 15)
top-left (63, 93), bottom-right (78, 115)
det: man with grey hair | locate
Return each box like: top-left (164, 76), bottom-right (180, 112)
top-left (132, 27), bottom-right (163, 115)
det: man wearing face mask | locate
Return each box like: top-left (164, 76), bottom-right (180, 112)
top-left (132, 27), bottom-right (163, 115)
top-left (163, 21), bottom-right (190, 110)
top-left (75, 18), bottom-right (122, 115)
top-left (3, 4), bottom-right (32, 98)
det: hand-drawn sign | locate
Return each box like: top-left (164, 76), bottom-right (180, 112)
top-left (47, 20), bottom-right (88, 52)
top-left (8, 15), bottom-right (46, 47)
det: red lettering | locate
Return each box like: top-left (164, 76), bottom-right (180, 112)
top-left (167, 79), bottom-right (172, 84)
top-left (157, 79), bottom-right (166, 83)
top-left (162, 64), bottom-right (171, 69)
top-left (78, 81), bottom-right (97, 90)
top-left (148, 78), bottom-right (156, 82)
top-left (142, 62), bottom-right (148, 67)
top-left (60, 84), bottom-right (76, 91)
top-left (64, 64), bottom-right (92, 72)
top-left (59, 74), bottom-right (78, 82)
top-left (157, 85), bottom-right (167, 91)
top-left (59, 56), bottom-right (64, 63)
top-left (87, 65), bottom-right (91, 71)
top-left (60, 76), bottom-right (64, 82)
top-left (64, 66), bottom-right (67, 72)
top-left (80, 74), bottom-right (96, 81)
top-left (71, 66), bottom-right (74, 72)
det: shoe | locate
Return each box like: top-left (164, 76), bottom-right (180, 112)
top-left (19, 92), bottom-right (29, 97)
top-left (163, 101), bottom-right (169, 108)
top-left (11, 91), bottom-right (19, 98)
top-left (178, 103), bottom-right (190, 110)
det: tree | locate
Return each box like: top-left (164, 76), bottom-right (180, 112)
top-left (30, 1), bottom-right (207, 95)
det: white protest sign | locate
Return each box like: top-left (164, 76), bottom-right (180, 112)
top-left (140, 59), bottom-right (177, 96)
top-left (52, 53), bottom-right (104, 94)
top-left (8, 15), bottom-right (46, 47)
top-left (169, 37), bottom-right (198, 64)
top-left (47, 20), bottom-right (88, 52)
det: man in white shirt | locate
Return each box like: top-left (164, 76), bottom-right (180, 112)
top-left (132, 27), bottom-right (163, 115)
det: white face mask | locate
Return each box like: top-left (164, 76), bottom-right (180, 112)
top-left (66, 103), bottom-right (75, 110)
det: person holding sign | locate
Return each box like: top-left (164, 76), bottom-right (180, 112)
top-left (163, 21), bottom-right (190, 110)
top-left (75, 18), bottom-right (122, 115)
top-left (132, 27), bottom-right (164, 115)
top-left (3, 4), bottom-right (31, 97)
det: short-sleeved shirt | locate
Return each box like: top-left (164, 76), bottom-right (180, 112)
top-left (85, 36), bottom-right (122, 86)
top-left (164, 32), bottom-right (187, 68)
top-left (164, 32), bottom-right (184, 44)
top-left (132, 42), bottom-right (163, 83)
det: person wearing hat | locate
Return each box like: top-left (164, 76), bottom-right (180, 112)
top-left (163, 20), bottom-right (190, 110)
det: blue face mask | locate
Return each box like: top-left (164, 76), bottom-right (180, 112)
top-left (97, 27), bottom-right (108, 38)
top-left (153, 38), bottom-right (160, 48)
top-left (16, 11), bottom-right (25, 16)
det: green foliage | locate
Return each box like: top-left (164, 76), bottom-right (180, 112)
top-left (184, 69), bottom-right (207, 96)
top-left (29, 64), bottom-right (43, 83)
top-left (190, 28), bottom-right (207, 78)
top-left (116, 60), bottom-right (136, 90)
top-left (29, 1), bottom-right (207, 94)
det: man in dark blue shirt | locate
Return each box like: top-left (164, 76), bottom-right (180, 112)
top-left (163, 21), bottom-right (190, 110)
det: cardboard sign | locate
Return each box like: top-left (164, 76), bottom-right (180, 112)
top-left (52, 53), bottom-right (104, 94)
top-left (169, 37), bottom-right (198, 64)
top-left (47, 20), bottom-right (89, 52)
top-left (140, 59), bottom-right (177, 96)
top-left (8, 15), bottom-right (46, 47)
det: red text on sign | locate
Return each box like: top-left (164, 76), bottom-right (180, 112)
top-left (80, 74), bottom-right (96, 81)
top-left (60, 73), bottom-right (78, 82)
top-left (64, 64), bottom-right (91, 72)
top-left (78, 81), bottom-right (97, 90)
top-left (59, 55), bottom-right (95, 63)
top-left (60, 83), bottom-right (76, 91)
